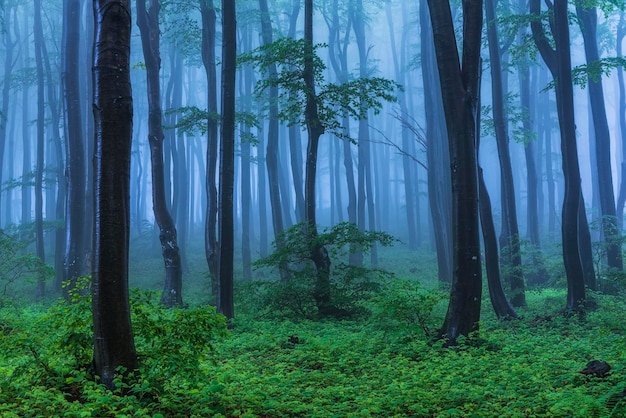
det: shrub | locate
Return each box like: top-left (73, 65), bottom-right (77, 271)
top-left (252, 222), bottom-right (396, 319)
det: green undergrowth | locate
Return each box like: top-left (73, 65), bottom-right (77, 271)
top-left (1, 285), bottom-right (626, 417)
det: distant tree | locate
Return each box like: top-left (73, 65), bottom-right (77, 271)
top-left (531, 0), bottom-right (589, 310)
top-left (420, 0), bottom-right (453, 284)
top-left (217, 0), bottom-right (236, 320)
top-left (91, 0), bottom-right (138, 390)
top-left (427, 0), bottom-right (483, 343)
top-left (137, 0), bottom-right (183, 307)
top-left (617, 11), bottom-right (626, 230)
top-left (33, 0), bottom-right (45, 299)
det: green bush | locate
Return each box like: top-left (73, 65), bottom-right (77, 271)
top-left (252, 222), bottom-right (396, 319)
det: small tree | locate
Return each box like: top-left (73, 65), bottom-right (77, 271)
top-left (240, 36), bottom-right (398, 315)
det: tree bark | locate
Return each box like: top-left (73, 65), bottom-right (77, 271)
top-left (427, 0), bottom-right (483, 342)
top-left (92, 0), bottom-right (138, 390)
top-left (576, 2), bottom-right (622, 274)
top-left (62, 0), bottom-right (86, 296)
top-left (136, 0), bottom-right (183, 307)
top-left (530, 0), bottom-right (588, 310)
top-left (217, 0), bottom-right (236, 320)
top-left (200, 0), bottom-right (219, 298)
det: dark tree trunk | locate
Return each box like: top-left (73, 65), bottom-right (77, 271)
top-left (200, 0), bottom-right (219, 297)
top-left (91, 0), bottom-right (138, 390)
top-left (427, 0), bottom-right (483, 343)
top-left (576, 2), bottom-right (622, 273)
top-left (531, 0), bottom-right (588, 310)
top-left (33, 0), bottom-right (46, 299)
top-left (617, 12), bottom-right (626, 230)
top-left (303, 0), bottom-right (332, 315)
top-left (136, 0), bottom-right (183, 307)
top-left (485, 0), bottom-right (525, 306)
top-left (479, 165), bottom-right (518, 319)
top-left (259, 0), bottom-right (289, 280)
top-left (62, 0), bottom-right (86, 296)
top-left (218, 0), bottom-right (236, 320)
top-left (421, 0), bottom-right (453, 284)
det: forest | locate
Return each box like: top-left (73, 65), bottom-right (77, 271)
top-left (1, 0), bottom-right (626, 416)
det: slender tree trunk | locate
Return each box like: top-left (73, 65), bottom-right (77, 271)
top-left (92, 0), bottom-right (138, 390)
top-left (200, 0), bottom-right (219, 297)
top-left (62, 0), bottom-right (86, 295)
top-left (0, 3), bottom-right (15, 228)
top-left (616, 12), bottom-right (626, 230)
top-left (259, 0), bottom-right (289, 280)
top-left (576, 2), bottom-right (622, 273)
top-left (485, 0), bottom-right (525, 306)
top-left (33, 0), bottom-right (46, 299)
top-left (218, 0), bottom-right (236, 320)
top-left (531, 0), bottom-right (588, 310)
top-left (137, 0), bottom-right (183, 307)
top-left (421, 0), bottom-right (453, 283)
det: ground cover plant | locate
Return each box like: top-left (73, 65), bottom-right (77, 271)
top-left (1, 265), bottom-right (626, 417)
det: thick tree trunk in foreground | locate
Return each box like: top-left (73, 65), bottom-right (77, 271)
top-left (92, 0), bottom-right (138, 390)
top-left (427, 0), bottom-right (483, 343)
top-left (137, 0), bottom-right (183, 307)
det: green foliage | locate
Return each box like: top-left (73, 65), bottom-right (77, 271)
top-left (0, 230), bottom-right (53, 302)
top-left (252, 222), bottom-right (397, 319)
top-left (238, 37), bottom-right (400, 140)
top-left (0, 284), bottom-right (228, 416)
top-left (2, 286), bottom-right (626, 416)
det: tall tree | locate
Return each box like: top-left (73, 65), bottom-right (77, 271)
top-left (200, 0), bottom-right (219, 295)
top-left (427, 0), bottom-right (483, 342)
top-left (576, 1), bottom-right (622, 273)
top-left (217, 0), bottom-right (236, 320)
top-left (62, 0), bottom-right (86, 295)
top-left (0, 1), bottom-right (16, 227)
top-left (531, 0), bottom-right (588, 310)
top-left (259, 0), bottom-right (288, 278)
top-left (33, 0), bottom-right (46, 299)
top-left (485, 0), bottom-right (525, 307)
top-left (616, 11), bottom-right (626, 230)
top-left (136, 0), bottom-right (183, 307)
top-left (421, 0), bottom-right (453, 284)
top-left (91, 0), bottom-right (138, 390)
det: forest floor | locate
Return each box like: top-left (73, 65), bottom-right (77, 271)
top-left (1, 245), bottom-right (625, 417)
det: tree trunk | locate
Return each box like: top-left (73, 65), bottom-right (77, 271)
top-left (217, 0), bottom-right (236, 320)
top-left (427, 0), bottom-right (483, 343)
top-left (485, 0), bottom-right (525, 306)
top-left (33, 0), bottom-right (46, 299)
top-left (0, 3), bottom-right (15, 228)
top-left (200, 0), bottom-right (219, 298)
top-left (137, 0), bottom-right (183, 307)
top-left (303, 0), bottom-right (332, 315)
top-left (92, 0), bottom-right (138, 390)
top-left (62, 0), bottom-right (86, 296)
top-left (421, 0), bottom-right (453, 284)
top-left (531, 0), bottom-right (587, 310)
top-left (576, 2), bottom-right (622, 273)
